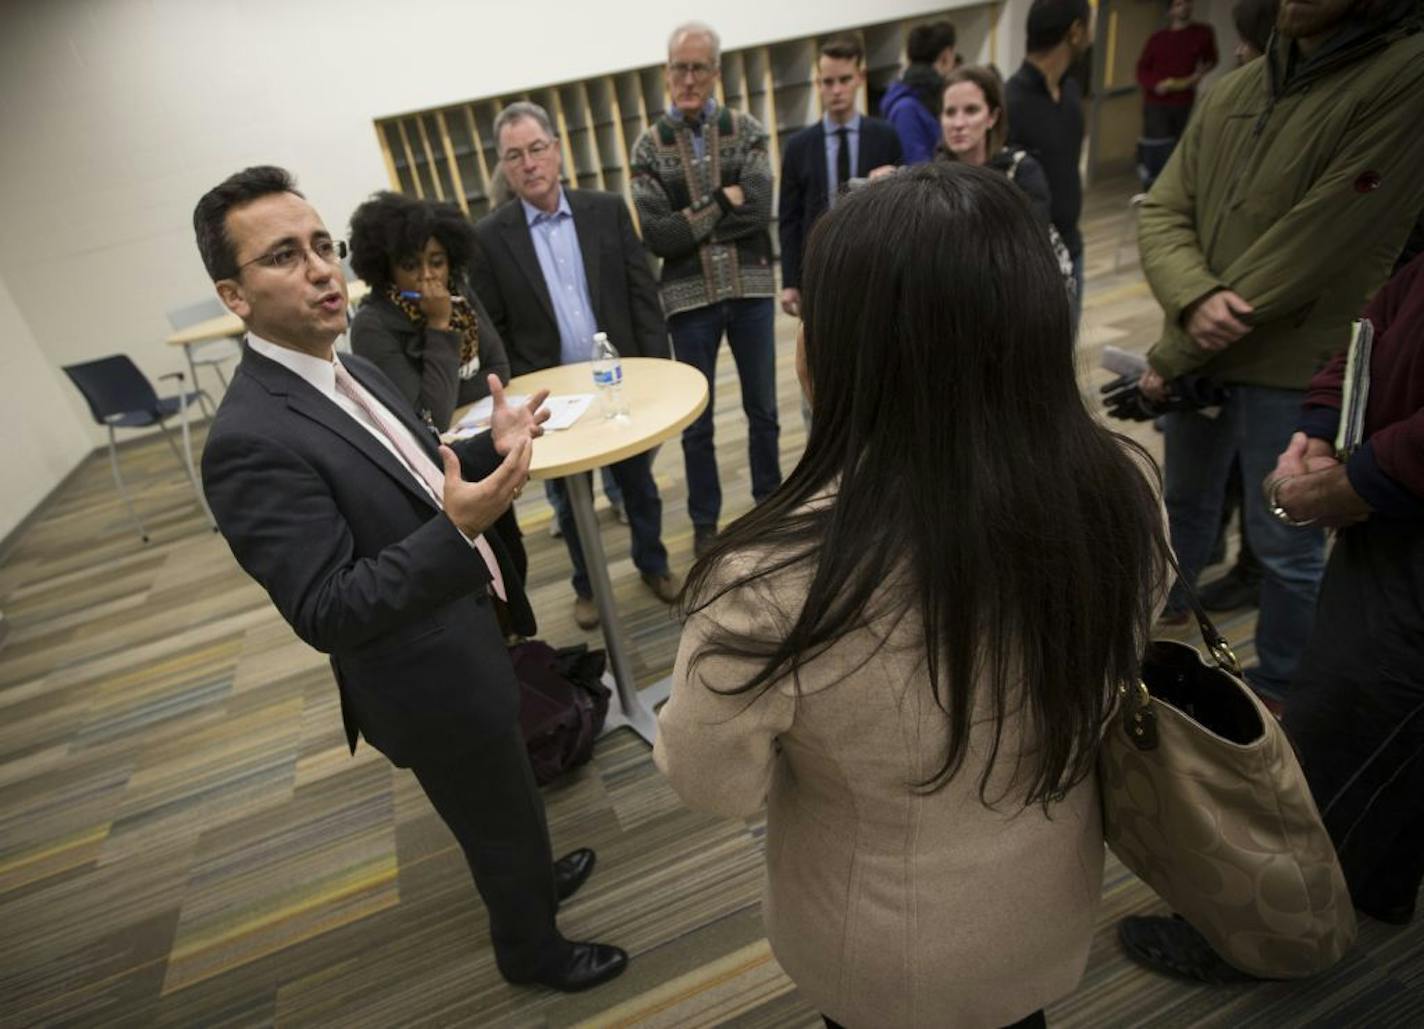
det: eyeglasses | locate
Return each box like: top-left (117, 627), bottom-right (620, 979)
top-left (501, 139), bottom-right (555, 165)
top-left (668, 61), bottom-right (717, 80)
top-left (238, 238), bottom-right (347, 274)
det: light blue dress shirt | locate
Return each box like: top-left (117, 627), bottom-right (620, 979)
top-left (522, 190), bottom-right (600, 366)
top-left (824, 113), bottom-right (862, 206)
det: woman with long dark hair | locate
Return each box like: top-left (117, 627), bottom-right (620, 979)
top-left (655, 163), bottom-right (1167, 1028)
top-left (936, 65), bottom-right (1075, 297)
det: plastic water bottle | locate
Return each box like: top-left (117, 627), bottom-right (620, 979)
top-left (591, 332), bottom-right (629, 421)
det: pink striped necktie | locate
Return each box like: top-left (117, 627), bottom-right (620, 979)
top-left (332, 360), bottom-right (506, 601)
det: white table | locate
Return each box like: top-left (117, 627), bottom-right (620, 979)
top-left (457, 358), bottom-right (709, 743)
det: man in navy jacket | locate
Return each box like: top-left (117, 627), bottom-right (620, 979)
top-left (779, 36), bottom-right (903, 319)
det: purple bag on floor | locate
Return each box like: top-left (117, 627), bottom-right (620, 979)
top-left (511, 641), bottom-right (610, 786)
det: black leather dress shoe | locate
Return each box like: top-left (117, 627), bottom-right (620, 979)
top-left (514, 942), bottom-right (628, 993)
top-left (555, 847), bottom-right (597, 902)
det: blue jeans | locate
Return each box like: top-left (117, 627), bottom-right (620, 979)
top-left (546, 467), bottom-right (621, 520)
top-left (1162, 386), bottom-right (1326, 695)
top-left (668, 298), bottom-right (782, 528)
top-left (546, 451), bottom-right (668, 599)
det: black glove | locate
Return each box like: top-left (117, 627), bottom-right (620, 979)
top-left (1101, 374), bottom-right (1231, 422)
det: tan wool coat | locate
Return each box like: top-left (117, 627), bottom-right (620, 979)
top-left (655, 557), bottom-right (1107, 1029)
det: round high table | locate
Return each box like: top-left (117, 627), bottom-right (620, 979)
top-left (455, 357), bottom-right (709, 744)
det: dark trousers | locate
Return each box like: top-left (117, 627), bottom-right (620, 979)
top-left (1211, 457), bottom-right (1261, 578)
top-left (1284, 518), bottom-right (1424, 914)
top-left (1142, 102), bottom-right (1191, 141)
top-left (669, 298), bottom-right (782, 528)
top-left (825, 1009), bottom-right (1045, 1029)
top-left (408, 726), bottom-right (564, 981)
top-left (547, 450), bottom-right (669, 598)
top-left (1139, 103), bottom-right (1191, 190)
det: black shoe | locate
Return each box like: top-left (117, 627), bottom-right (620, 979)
top-left (555, 847), bottom-right (596, 903)
top-left (693, 524), bottom-right (718, 560)
top-left (512, 942), bottom-right (628, 993)
top-left (1118, 916), bottom-right (1258, 985)
top-left (1198, 568), bottom-right (1261, 613)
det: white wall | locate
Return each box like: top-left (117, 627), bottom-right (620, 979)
top-left (0, 0), bottom-right (987, 433)
top-left (0, 0), bottom-right (1000, 533)
top-left (1196, 0), bottom-right (1248, 93)
top-left (0, 271), bottom-right (94, 542)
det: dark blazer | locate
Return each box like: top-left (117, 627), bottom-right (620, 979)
top-left (469, 190), bottom-right (669, 376)
top-left (349, 289), bottom-right (511, 430)
top-left (201, 344), bottom-right (535, 767)
top-left (778, 118), bottom-right (903, 290)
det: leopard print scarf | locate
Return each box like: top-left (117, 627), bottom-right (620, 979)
top-left (385, 283), bottom-right (480, 379)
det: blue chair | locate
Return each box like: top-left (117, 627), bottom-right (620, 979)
top-left (62, 356), bottom-right (217, 542)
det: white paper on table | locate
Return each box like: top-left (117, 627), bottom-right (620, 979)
top-left (539, 394), bottom-right (595, 430)
top-left (445, 393), bottom-right (594, 440)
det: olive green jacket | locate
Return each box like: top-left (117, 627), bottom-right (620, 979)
top-left (1140, 1), bottom-right (1424, 388)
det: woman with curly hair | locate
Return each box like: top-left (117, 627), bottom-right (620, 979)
top-left (348, 191), bottom-right (510, 431)
top-left (349, 192), bottom-right (526, 582)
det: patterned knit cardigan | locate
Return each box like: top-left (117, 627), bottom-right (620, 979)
top-left (630, 104), bottom-right (776, 317)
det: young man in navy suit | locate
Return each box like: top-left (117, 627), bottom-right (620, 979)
top-left (193, 166), bottom-right (627, 994)
top-left (778, 36), bottom-right (904, 320)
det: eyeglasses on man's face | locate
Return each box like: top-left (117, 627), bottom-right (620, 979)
top-left (238, 238), bottom-right (347, 274)
top-left (668, 61), bottom-right (717, 80)
top-left (501, 139), bottom-right (556, 165)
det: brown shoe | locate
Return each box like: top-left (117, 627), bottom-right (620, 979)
top-left (573, 595), bottom-right (599, 630)
top-left (640, 570), bottom-right (681, 604)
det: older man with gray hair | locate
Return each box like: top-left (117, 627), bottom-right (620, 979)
top-left (469, 101), bottom-right (677, 631)
top-left (630, 20), bottom-right (781, 559)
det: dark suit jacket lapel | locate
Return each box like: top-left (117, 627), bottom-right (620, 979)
top-left (570, 192), bottom-right (602, 316)
top-left (239, 344), bottom-right (439, 513)
top-left (498, 203), bottom-right (558, 328)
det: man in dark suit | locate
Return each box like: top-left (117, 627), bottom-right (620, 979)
top-left (779, 35), bottom-right (904, 321)
top-left (470, 102), bottom-right (678, 632)
top-left (193, 165), bottom-right (627, 993)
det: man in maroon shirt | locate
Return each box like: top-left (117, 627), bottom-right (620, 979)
top-left (1121, 250), bottom-right (1424, 984)
top-left (1136, 0), bottom-right (1219, 143)
top-left (1262, 249), bottom-right (1424, 930)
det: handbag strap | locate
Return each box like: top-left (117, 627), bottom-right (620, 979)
top-left (1161, 547), bottom-right (1244, 677)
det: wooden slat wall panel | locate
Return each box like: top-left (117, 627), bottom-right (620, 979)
top-left (372, 9), bottom-right (1002, 221)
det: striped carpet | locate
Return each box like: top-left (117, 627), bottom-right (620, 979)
top-left (2, 178), bottom-right (1420, 1026)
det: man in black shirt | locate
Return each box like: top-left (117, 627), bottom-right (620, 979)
top-left (1006, 0), bottom-right (1093, 315)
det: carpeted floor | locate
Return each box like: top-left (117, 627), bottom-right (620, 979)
top-left (2, 177), bottom-right (1420, 1027)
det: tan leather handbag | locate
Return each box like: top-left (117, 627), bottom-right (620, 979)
top-left (1099, 576), bottom-right (1356, 979)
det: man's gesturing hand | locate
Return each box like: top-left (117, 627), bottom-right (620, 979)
top-left (1186, 290), bottom-right (1254, 351)
top-left (439, 438), bottom-right (531, 538)
top-left (487, 374), bottom-right (550, 456)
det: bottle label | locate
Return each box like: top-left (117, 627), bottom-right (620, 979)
top-left (593, 365), bottom-right (622, 387)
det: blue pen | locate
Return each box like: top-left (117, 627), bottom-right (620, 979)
top-left (398, 290), bottom-right (422, 300)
